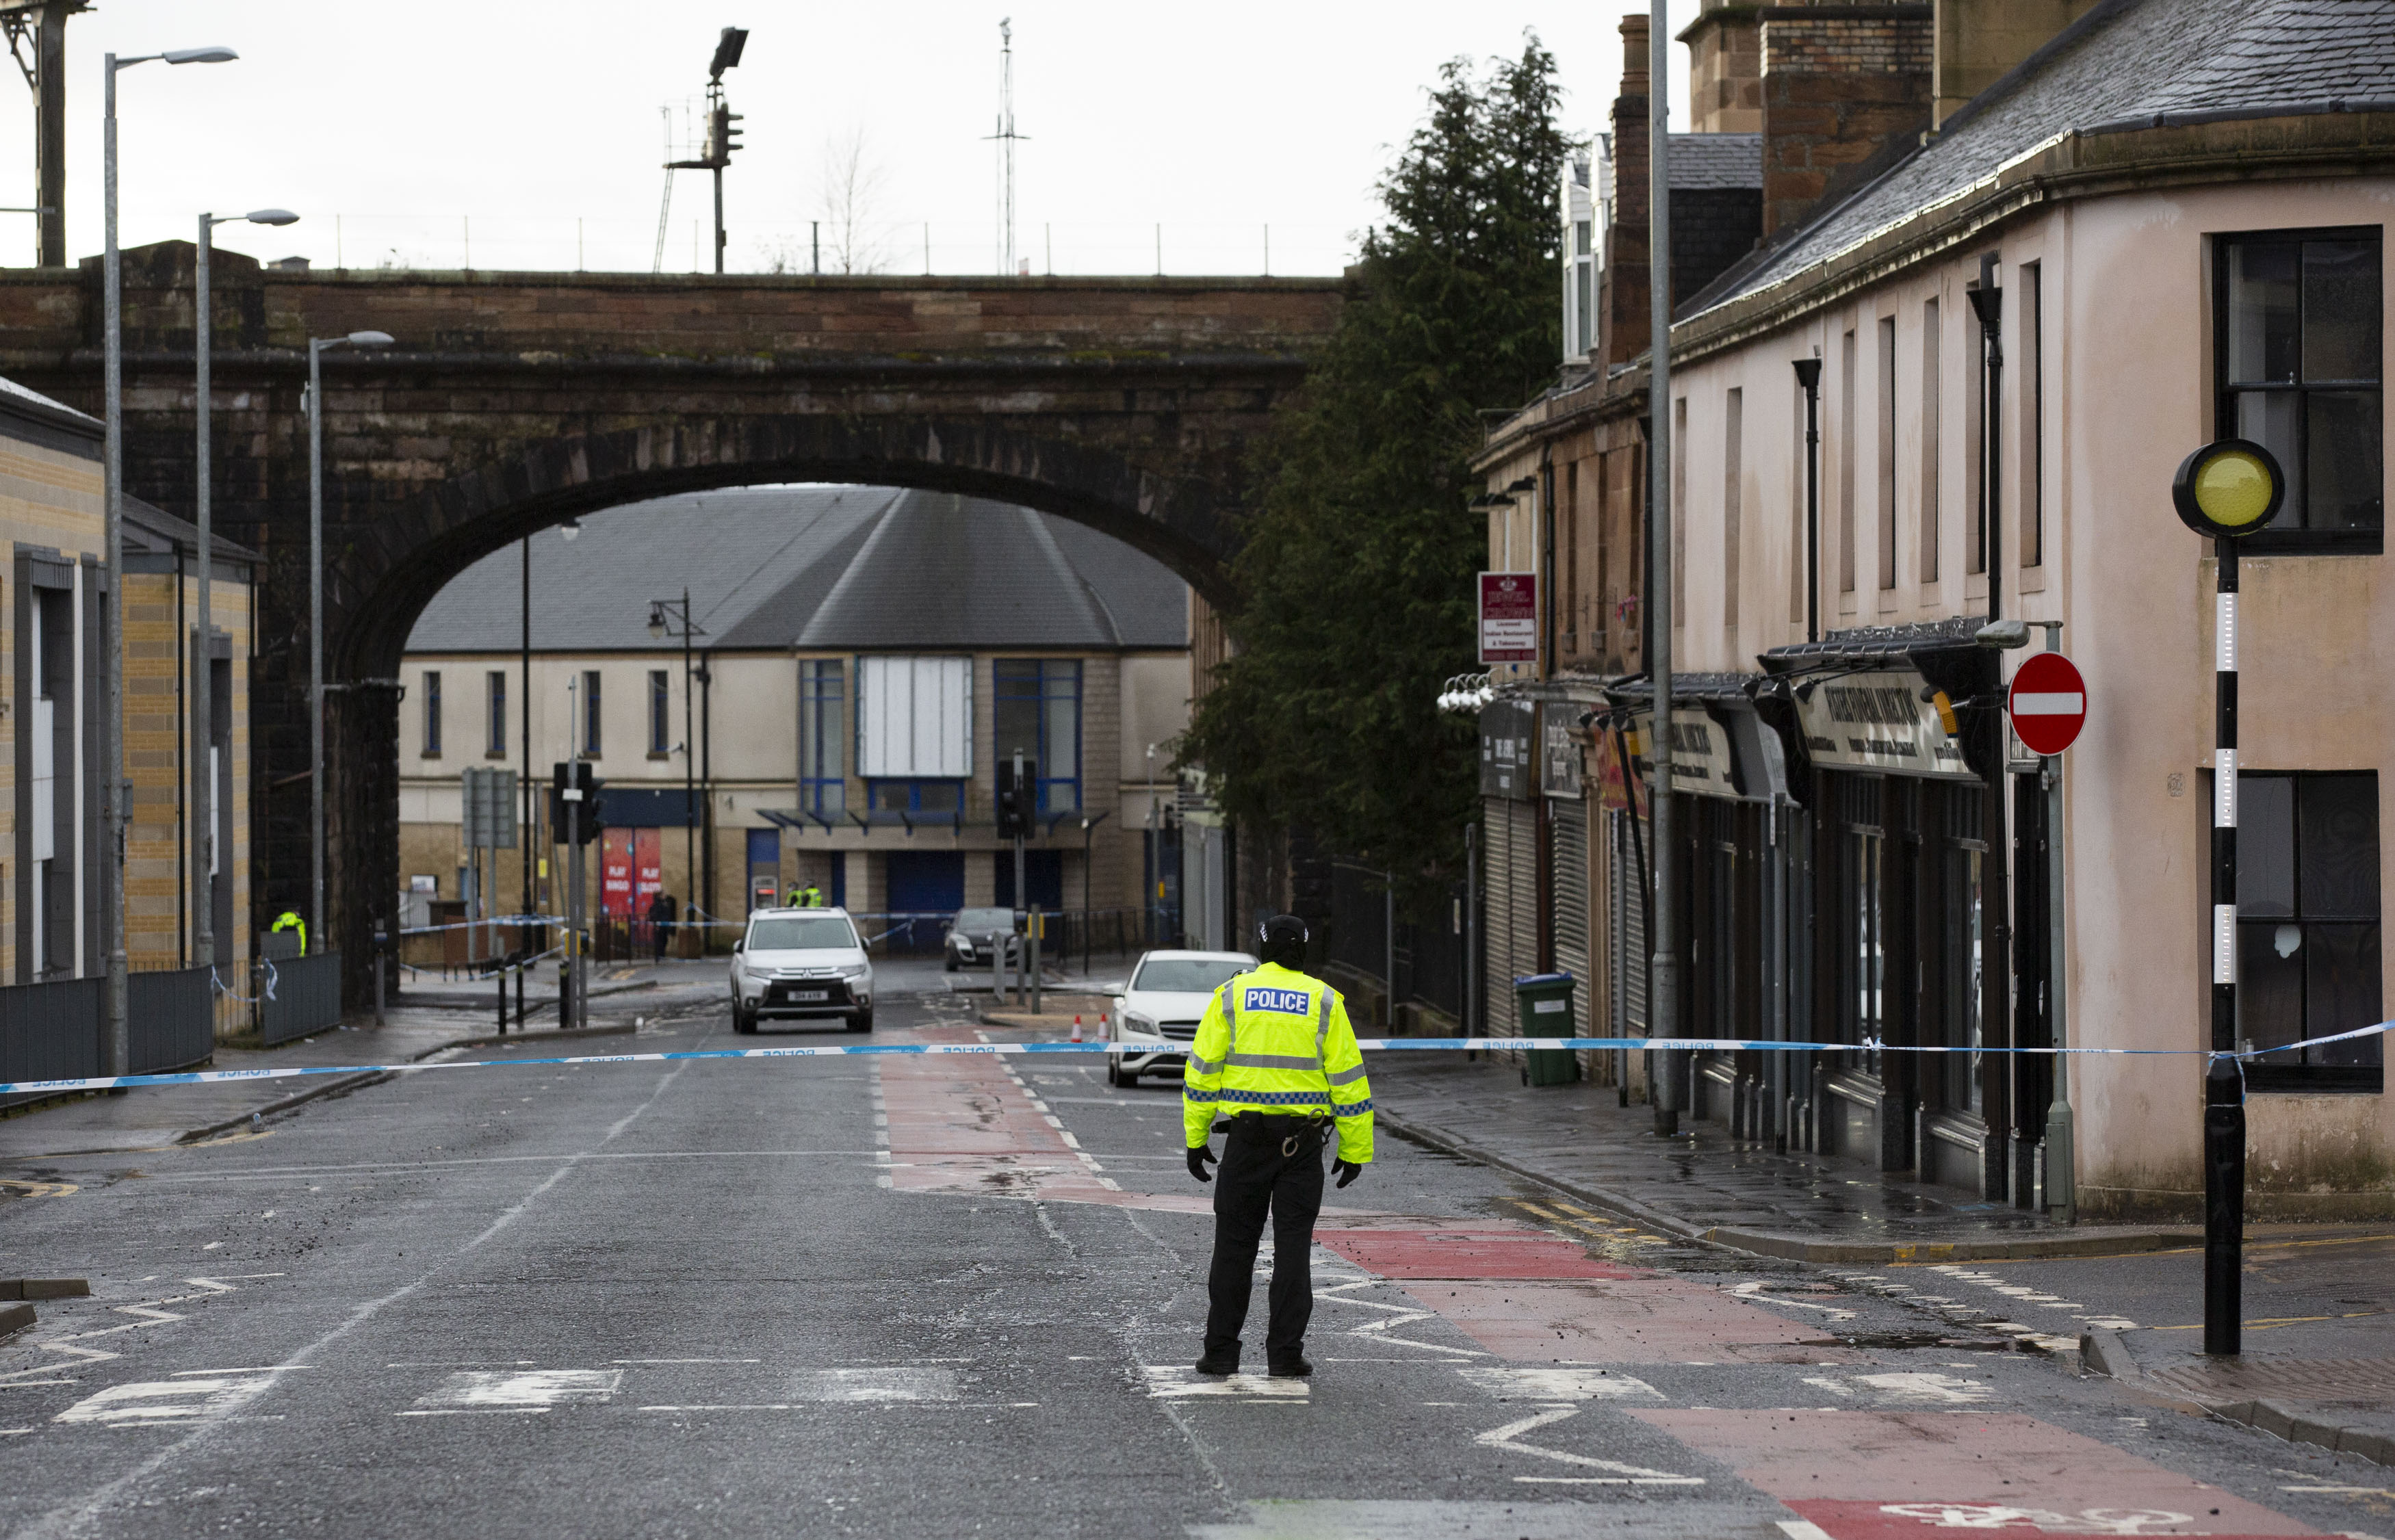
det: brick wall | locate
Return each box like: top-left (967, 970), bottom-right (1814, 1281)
top-left (1758, 5), bottom-right (1934, 235)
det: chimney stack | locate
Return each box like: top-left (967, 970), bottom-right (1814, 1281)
top-left (1759, 1), bottom-right (1935, 237)
top-left (1683, 0), bottom-right (1763, 133)
top-left (1933, 0), bottom-right (2101, 125)
top-left (1599, 14), bottom-right (1653, 371)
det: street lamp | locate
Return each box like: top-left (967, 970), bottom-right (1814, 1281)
top-left (2174, 435), bottom-right (2286, 1359)
top-left (647, 590), bottom-right (706, 944)
top-left (305, 328), bottom-right (395, 956)
top-left (103, 41), bottom-right (237, 1077)
top-left (194, 207), bottom-right (297, 974)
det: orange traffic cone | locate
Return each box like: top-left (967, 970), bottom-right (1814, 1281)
top-left (1072, 1014), bottom-right (1084, 1042)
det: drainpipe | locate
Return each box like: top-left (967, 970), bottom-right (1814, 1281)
top-left (1966, 250), bottom-right (2012, 1195)
top-left (1792, 357), bottom-right (1823, 645)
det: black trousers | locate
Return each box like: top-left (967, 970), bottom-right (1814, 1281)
top-left (1203, 1114), bottom-right (1325, 1363)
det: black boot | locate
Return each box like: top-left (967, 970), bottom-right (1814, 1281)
top-left (1266, 1353), bottom-right (1312, 1379)
top-left (1193, 1351), bottom-right (1239, 1376)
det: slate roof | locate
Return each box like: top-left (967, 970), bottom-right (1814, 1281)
top-left (0, 372), bottom-right (100, 432)
top-left (404, 484), bottom-right (1189, 655)
top-left (122, 495), bottom-right (259, 566)
top-left (1668, 132), bottom-right (1763, 190)
top-left (1699, 0), bottom-right (2395, 313)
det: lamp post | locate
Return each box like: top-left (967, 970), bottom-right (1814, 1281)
top-left (103, 42), bottom-right (236, 1074)
top-left (305, 329), bottom-right (394, 954)
top-left (649, 591), bottom-right (705, 942)
top-left (196, 207), bottom-right (296, 975)
top-left (2172, 436), bottom-right (2286, 1359)
top-left (1645, 0), bottom-right (1679, 1135)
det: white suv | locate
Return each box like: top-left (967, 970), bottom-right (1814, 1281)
top-left (730, 908), bottom-right (874, 1034)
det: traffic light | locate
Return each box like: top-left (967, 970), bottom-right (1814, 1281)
top-left (704, 103), bottom-right (744, 168)
top-left (995, 758), bottom-right (1038, 840)
top-left (549, 761), bottom-right (604, 846)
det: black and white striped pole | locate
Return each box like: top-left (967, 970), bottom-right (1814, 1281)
top-left (2173, 437), bottom-right (2286, 1359)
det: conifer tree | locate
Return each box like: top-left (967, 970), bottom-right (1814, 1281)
top-left (1184, 38), bottom-right (1569, 893)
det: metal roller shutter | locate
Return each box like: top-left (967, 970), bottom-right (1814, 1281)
top-left (1481, 798), bottom-right (1539, 1036)
top-left (1609, 808), bottom-right (1648, 1035)
top-left (1551, 798), bottom-right (1590, 1034)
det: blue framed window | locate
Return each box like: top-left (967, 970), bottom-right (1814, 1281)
top-left (994, 659), bottom-right (1081, 814)
top-left (868, 780), bottom-right (963, 814)
top-left (799, 659), bottom-right (845, 817)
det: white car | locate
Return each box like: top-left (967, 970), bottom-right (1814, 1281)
top-left (730, 908), bottom-right (874, 1034)
top-left (1106, 949), bottom-right (1257, 1087)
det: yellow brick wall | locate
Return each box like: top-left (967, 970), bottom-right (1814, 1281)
top-left (0, 434), bottom-right (106, 987)
top-left (122, 566), bottom-right (255, 1001)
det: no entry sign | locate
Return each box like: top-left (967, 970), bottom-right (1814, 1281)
top-left (2007, 651), bottom-right (2086, 756)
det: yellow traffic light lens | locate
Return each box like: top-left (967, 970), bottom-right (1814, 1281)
top-left (2172, 437), bottom-right (2286, 540)
top-left (2193, 448), bottom-right (2275, 528)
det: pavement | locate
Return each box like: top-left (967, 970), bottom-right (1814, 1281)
top-left (9, 969), bottom-right (2395, 1536)
top-left (0, 958), bottom-right (732, 1162)
top-left (1363, 1051), bottom-right (2201, 1264)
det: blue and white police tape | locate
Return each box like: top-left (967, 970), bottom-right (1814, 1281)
top-left (1, 1019), bottom-right (2387, 1101)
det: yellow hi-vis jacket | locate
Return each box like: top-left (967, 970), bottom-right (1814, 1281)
top-left (1182, 961), bottom-right (1373, 1164)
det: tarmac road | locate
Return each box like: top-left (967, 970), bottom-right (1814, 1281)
top-left (4, 980), bottom-right (2393, 1539)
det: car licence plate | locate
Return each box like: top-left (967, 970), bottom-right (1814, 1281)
top-left (790, 989), bottom-right (830, 1002)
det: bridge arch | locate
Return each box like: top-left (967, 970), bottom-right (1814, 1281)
top-left (0, 254), bottom-right (1343, 1003)
top-left (339, 413), bottom-right (1241, 683)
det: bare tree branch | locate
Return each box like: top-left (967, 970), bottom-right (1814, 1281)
top-left (816, 125), bottom-right (890, 276)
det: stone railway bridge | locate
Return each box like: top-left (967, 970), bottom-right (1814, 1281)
top-left (0, 244), bottom-right (1347, 1000)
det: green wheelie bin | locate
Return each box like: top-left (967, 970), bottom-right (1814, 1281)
top-left (1512, 971), bottom-right (1581, 1086)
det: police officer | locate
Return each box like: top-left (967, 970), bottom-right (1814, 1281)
top-left (1182, 913), bottom-right (1372, 1379)
top-left (270, 909), bottom-right (307, 955)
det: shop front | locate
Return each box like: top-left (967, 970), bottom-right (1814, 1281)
top-left (1767, 631), bottom-right (2012, 1199)
top-left (1610, 676), bottom-right (1800, 1143)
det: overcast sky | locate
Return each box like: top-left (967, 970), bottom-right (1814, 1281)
top-left (13, 1), bottom-right (1700, 278)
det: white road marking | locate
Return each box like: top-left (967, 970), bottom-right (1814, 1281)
top-left (1880, 1505), bottom-right (2193, 1532)
top-left (1312, 1274), bottom-right (1485, 1359)
top-left (1776, 1524), bottom-right (1836, 1540)
top-left (1474, 1406), bottom-right (1703, 1484)
top-left (1457, 1367), bottom-right (1661, 1401)
top-left (1847, 1372), bottom-right (1991, 1405)
top-left (1140, 1366), bottom-right (1310, 1400)
top-left (1727, 1281), bottom-right (1859, 1321)
top-left (611, 1359), bottom-right (760, 1365)
top-left (55, 1374), bottom-right (279, 1426)
top-left (0, 1275), bottom-right (283, 1387)
top-left (793, 1368), bottom-right (959, 1402)
top-left (409, 1368), bottom-right (623, 1413)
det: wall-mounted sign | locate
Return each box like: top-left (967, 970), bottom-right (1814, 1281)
top-left (1632, 707), bottom-right (1744, 799)
top-left (1540, 707), bottom-right (1583, 799)
top-left (1794, 669), bottom-right (1976, 781)
top-left (1479, 572), bottom-right (1537, 664)
top-left (1479, 697), bottom-right (1536, 800)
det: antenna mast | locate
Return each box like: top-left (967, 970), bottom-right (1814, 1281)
top-left (652, 104), bottom-right (676, 274)
top-left (989, 18), bottom-right (1027, 275)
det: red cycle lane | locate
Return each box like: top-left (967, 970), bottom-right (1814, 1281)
top-left (1635, 1407), bottom-right (2319, 1538)
top-left (1319, 1227), bottom-right (2325, 1537)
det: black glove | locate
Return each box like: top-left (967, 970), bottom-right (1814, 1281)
top-left (1332, 1158), bottom-right (1363, 1189)
top-left (1186, 1145), bottom-right (1218, 1184)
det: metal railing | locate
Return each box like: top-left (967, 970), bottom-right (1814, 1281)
top-left (261, 952), bottom-right (344, 1046)
top-left (1, 964), bottom-right (216, 1110)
